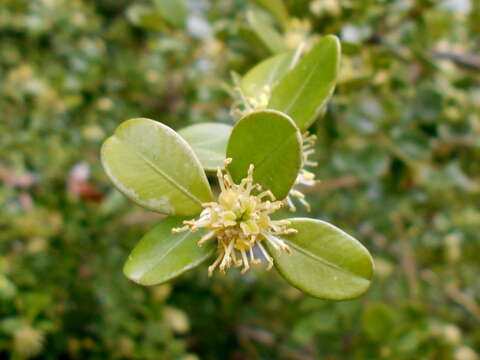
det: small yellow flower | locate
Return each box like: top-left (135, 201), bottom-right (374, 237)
top-left (286, 132), bottom-right (319, 212)
top-left (173, 159), bottom-right (295, 276)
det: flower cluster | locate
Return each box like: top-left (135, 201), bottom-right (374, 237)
top-left (173, 159), bottom-right (295, 276)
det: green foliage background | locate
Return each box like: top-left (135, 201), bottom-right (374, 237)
top-left (1, 0), bottom-right (479, 359)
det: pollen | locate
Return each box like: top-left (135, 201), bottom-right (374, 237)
top-left (172, 159), bottom-right (296, 276)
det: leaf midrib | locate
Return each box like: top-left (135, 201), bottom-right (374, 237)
top-left (284, 239), bottom-right (368, 280)
top-left (254, 129), bottom-right (298, 175)
top-left (277, 57), bottom-right (321, 115)
top-left (117, 136), bottom-right (203, 206)
top-left (140, 231), bottom-right (191, 279)
top-left (271, 43), bottom-right (335, 125)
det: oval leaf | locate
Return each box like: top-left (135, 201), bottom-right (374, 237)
top-left (124, 217), bottom-right (215, 285)
top-left (268, 35), bottom-right (341, 130)
top-left (266, 218), bottom-right (374, 300)
top-left (226, 110), bottom-right (302, 199)
top-left (101, 118), bottom-right (213, 216)
top-left (178, 123), bottom-right (232, 172)
top-left (241, 51), bottom-right (294, 100)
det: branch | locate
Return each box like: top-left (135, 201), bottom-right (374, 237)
top-left (431, 50), bottom-right (480, 71)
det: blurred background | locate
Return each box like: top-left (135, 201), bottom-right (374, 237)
top-left (1, 0), bottom-right (479, 359)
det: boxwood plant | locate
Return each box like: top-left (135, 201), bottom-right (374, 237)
top-left (101, 35), bottom-right (374, 300)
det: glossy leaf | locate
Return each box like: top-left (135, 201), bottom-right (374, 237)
top-left (268, 35), bottom-right (341, 130)
top-left (178, 123), bottom-right (232, 172)
top-left (241, 51), bottom-right (294, 100)
top-left (247, 9), bottom-right (287, 54)
top-left (101, 118), bottom-right (213, 216)
top-left (124, 217), bottom-right (215, 286)
top-left (267, 218), bottom-right (374, 300)
top-left (226, 110), bottom-right (302, 199)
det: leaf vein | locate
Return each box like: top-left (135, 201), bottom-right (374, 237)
top-left (117, 136), bottom-right (203, 206)
top-left (284, 239), bottom-right (367, 280)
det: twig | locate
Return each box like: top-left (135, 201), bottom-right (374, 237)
top-left (432, 50), bottom-right (480, 71)
top-left (422, 270), bottom-right (480, 320)
top-left (392, 214), bottom-right (421, 301)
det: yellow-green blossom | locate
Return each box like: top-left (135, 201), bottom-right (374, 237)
top-left (173, 159), bottom-right (295, 276)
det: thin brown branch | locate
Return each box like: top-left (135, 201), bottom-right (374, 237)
top-left (392, 214), bottom-right (421, 301)
top-left (432, 50), bottom-right (480, 71)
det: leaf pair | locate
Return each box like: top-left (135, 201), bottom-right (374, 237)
top-left (101, 110), bottom-right (302, 214)
top-left (241, 35), bottom-right (341, 131)
top-left (125, 216), bottom-right (373, 300)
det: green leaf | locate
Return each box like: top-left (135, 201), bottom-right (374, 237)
top-left (250, 0), bottom-right (289, 28)
top-left (226, 110), bottom-right (302, 200)
top-left (154, 0), bottom-right (187, 28)
top-left (267, 218), bottom-right (374, 300)
top-left (101, 118), bottom-right (213, 216)
top-left (268, 35), bottom-right (341, 130)
top-left (124, 217), bottom-right (215, 286)
top-left (240, 51), bottom-right (294, 100)
top-left (247, 9), bottom-right (287, 54)
top-left (178, 123), bottom-right (232, 172)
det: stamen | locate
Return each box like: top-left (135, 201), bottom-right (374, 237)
top-left (287, 132), bottom-right (319, 212)
top-left (208, 253), bottom-right (223, 277)
top-left (264, 233), bottom-right (290, 252)
top-left (173, 163), bottom-right (293, 275)
top-left (258, 190), bottom-right (275, 201)
top-left (258, 243), bottom-right (274, 270)
top-left (290, 190), bottom-right (305, 199)
top-left (217, 167), bottom-right (226, 192)
top-left (232, 248), bottom-right (241, 267)
top-left (198, 231), bottom-right (216, 246)
top-left (240, 250), bottom-right (249, 274)
top-left (298, 197), bottom-right (311, 212)
top-left (286, 196), bottom-right (296, 212)
top-left (219, 240), bottom-right (235, 273)
top-left (249, 247), bottom-right (261, 265)
top-left (172, 225), bottom-right (188, 233)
